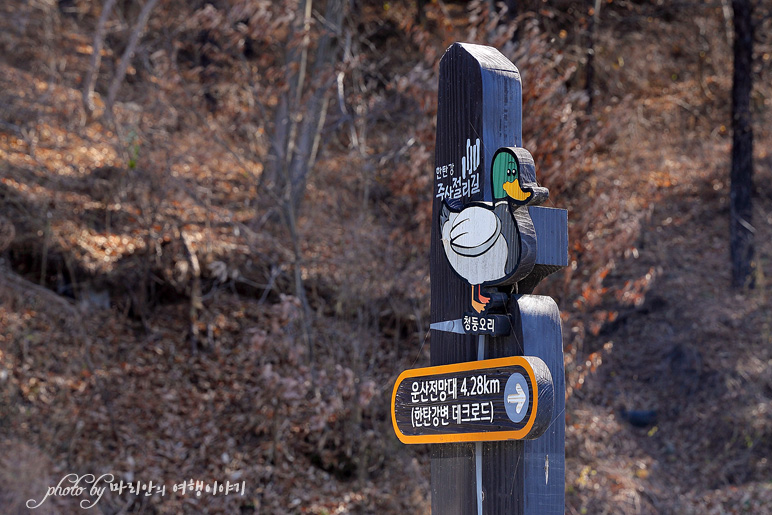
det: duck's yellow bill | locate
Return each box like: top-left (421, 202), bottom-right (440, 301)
top-left (503, 180), bottom-right (531, 202)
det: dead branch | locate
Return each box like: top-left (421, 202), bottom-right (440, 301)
top-left (82, 0), bottom-right (118, 121)
top-left (105, 0), bottom-right (161, 119)
top-left (181, 230), bottom-right (203, 352)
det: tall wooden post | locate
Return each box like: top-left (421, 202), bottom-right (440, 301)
top-left (428, 43), bottom-right (567, 514)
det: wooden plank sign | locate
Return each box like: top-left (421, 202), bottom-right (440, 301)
top-left (391, 42), bottom-right (568, 514)
top-left (391, 356), bottom-right (554, 444)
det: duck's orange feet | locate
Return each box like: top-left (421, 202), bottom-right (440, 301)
top-left (471, 285), bottom-right (489, 313)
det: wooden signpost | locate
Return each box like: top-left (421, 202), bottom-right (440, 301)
top-left (391, 43), bottom-right (568, 514)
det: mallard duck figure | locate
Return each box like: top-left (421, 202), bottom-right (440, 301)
top-left (440, 147), bottom-right (548, 313)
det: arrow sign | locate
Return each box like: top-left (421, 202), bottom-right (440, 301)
top-left (508, 383), bottom-right (526, 413)
top-left (392, 356), bottom-right (553, 444)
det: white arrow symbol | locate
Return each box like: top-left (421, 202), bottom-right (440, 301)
top-left (507, 383), bottom-right (527, 414)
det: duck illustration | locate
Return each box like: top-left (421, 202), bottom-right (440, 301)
top-left (440, 147), bottom-right (548, 313)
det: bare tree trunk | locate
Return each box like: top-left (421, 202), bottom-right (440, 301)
top-left (586, 0), bottom-right (602, 114)
top-left (82, 0), bottom-right (118, 120)
top-left (730, 0), bottom-right (755, 288)
top-left (105, 0), bottom-right (161, 119)
top-left (266, 96), bottom-right (290, 193)
top-left (265, 0), bottom-right (313, 199)
top-left (721, 0), bottom-right (735, 48)
top-left (181, 231), bottom-right (203, 352)
top-left (287, 0), bottom-right (345, 215)
top-left (264, 0), bottom-right (346, 215)
top-left (261, 0), bottom-right (347, 363)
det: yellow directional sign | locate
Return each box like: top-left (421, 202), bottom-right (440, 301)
top-left (391, 356), bottom-right (553, 444)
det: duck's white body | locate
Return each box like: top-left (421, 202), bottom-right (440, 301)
top-left (441, 204), bottom-right (510, 286)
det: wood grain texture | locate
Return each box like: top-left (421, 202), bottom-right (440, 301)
top-left (430, 41), bottom-right (521, 341)
top-left (431, 444), bottom-right (478, 515)
top-left (518, 206), bottom-right (568, 294)
top-left (517, 295), bottom-right (565, 514)
top-left (431, 42), bottom-right (526, 514)
top-left (522, 355), bottom-right (555, 440)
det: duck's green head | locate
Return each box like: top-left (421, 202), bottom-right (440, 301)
top-left (491, 147), bottom-right (532, 203)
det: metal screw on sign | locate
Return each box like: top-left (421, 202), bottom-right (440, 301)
top-left (391, 43), bottom-right (568, 514)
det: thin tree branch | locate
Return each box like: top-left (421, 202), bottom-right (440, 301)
top-left (105, 0), bottom-right (161, 118)
top-left (82, 0), bottom-right (119, 120)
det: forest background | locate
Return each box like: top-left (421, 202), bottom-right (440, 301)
top-left (1, 0), bottom-right (771, 513)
